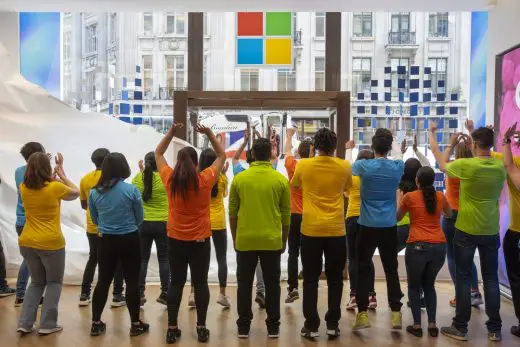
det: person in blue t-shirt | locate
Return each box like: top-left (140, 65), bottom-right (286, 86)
top-left (11, 142), bottom-right (47, 304)
top-left (351, 128), bottom-right (405, 331)
top-left (88, 152), bottom-right (148, 337)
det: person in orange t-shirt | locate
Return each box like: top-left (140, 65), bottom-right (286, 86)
top-left (397, 167), bottom-right (452, 338)
top-left (429, 121), bottom-right (482, 307)
top-left (283, 127), bottom-right (313, 304)
top-left (155, 122), bottom-right (226, 344)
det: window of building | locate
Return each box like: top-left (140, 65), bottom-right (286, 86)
top-left (166, 55), bottom-right (185, 92)
top-left (143, 12), bottom-right (153, 36)
top-left (390, 12), bottom-right (413, 44)
top-left (143, 55), bottom-right (153, 96)
top-left (315, 12), bottom-right (325, 38)
top-left (277, 68), bottom-right (296, 91)
top-left (315, 56), bottom-right (325, 91)
top-left (428, 58), bottom-right (448, 96)
top-left (63, 31), bottom-right (71, 60)
top-left (109, 13), bottom-right (117, 43)
top-left (166, 13), bottom-right (186, 35)
top-left (353, 12), bottom-right (373, 37)
top-left (429, 12), bottom-right (449, 37)
top-left (240, 69), bottom-right (259, 91)
top-left (391, 57), bottom-right (410, 97)
top-left (86, 24), bottom-right (97, 53)
top-left (352, 58), bottom-right (372, 96)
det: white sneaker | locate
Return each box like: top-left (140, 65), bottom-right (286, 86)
top-left (217, 294), bottom-right (231, 308)
top-left (38, 326), bottom-right (63, 335)
top-left (346, 296), bottom-right (357, 311)
top-left (188, 293), bottom-right (196, 308)
top-left (17, 327), bottom-right (33, 335)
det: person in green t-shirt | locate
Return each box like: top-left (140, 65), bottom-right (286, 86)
top-left (438, 127), bottom-right (506, 342)
top-left (132, 152), bottom-right (170, 306)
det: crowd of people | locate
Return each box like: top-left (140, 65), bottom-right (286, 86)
top-left (0, 119), bottom-right (519, 344)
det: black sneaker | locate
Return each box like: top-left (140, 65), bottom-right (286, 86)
top-left (267, 326), bottom-right (280, 339)
top-left (406, 325), bottom-right (423, 337)
top-left (0, 286), bottom-right (15, 297)
top-left (441, 325), bottom-right (468, 341)
top-left (255, 292), bottom-right (266, 309)
top-left (197, 326), bottom-right (210, 343)
top-left (14, 297), bottom-right (24, 307)
top-left (156, 292), bottom-right (167, 306)
top-left (90, 321), bottom-right (106, 336)
top-left (301, 327), bottom-right (319, 340)
top-left (79, 293), bottom-right (91, 307)
top-left (140, 295), bottom-right (147, 307)
top-left (130, 320), bottom-right (150, 337)
top-left (111, 295), bottom-right (126, 308)
top-left (326, 327), bottom-right (340, 339)
top-left (238, 326), bottom-right (250, 339)
top-left (166, 327), bottom-right (181, 344)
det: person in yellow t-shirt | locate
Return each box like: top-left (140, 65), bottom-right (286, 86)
top-left (79, 148), bottom-right (125, 308)
top-left (500, 124), bottom-right (520, 338)
top-left (188, 148), bottom-right (231, 308)
top-left (292, 128), bottom-right (352, 339)
top-left (17, 152), bottom-right (79, 336)
top-left (343, 140), bottom-right (377, 311)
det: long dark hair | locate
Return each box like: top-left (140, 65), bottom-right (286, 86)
top-left (95, 153), bottom-right (131, 193)
top-left (171, 147), bottom-right (199, 202)
top-left (24, 152), bottom-right (53, 190)
top-left (199, 148), bottom-right (218, 198)
top-left (399, 158), bottom-right (422, 194)
top-left (142, 151), bottom-right (157, 202)
top-left (417, 166), bottom-right (437, 215)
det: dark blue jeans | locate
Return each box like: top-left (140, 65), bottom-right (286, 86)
top-left (16, 225), bottom-right (30, 298)
top-left (405, 242), bottom-right (446, 325)
top-left (442, 211), bottom-right (479, 291)
top-left (452, 229), bottom-right (501, 334)
top-left (346, 217), bottom-right (375, 296)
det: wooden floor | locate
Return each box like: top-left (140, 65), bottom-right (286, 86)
top-left (0, 281), bottom-right (518, 346)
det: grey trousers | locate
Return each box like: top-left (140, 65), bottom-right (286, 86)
top-left (256, 261), bottom-right (265, 294)
top-left (18, 247), bottom-right (65, 330)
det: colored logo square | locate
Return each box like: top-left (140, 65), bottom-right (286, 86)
top-left (237, 38), bottom-right (263, 65)
top-left (265, 38), bottom-right (292, 65)
top-left (265, 12), bottom-right (292, 36)
top-left (237, 12), bottom-right (263, 36)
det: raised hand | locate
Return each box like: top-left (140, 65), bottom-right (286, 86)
top-left (401, 138), bottom-right (408, 154)
top-left (429, 122), bottom-right (438, 134)
top-left (138, 160), bottom-right (144, 172)
top-left (345, 140), bottom-right (356, 150)
top-left (55, 152), bottom-right (64, 167)
top-left (222, 161), bottom-right (229, 174)
top-left (193, 123), bottom-right (211, 135)
top-left (287, 127), bottom-right (297, 138)
top-left (504, 122), bottom-right (518, 140)
top-left (54, 165), bottom-right (66, 180)
top-left (449, 132), bottom-right (463, 147)
top-left (243, 126), bottom-right (250, 143)
top-left (465, 119), bottom-right (475, 133)
top-left (413, 135), bottom-right (418, 152)
top-left (168, 122), bottom-right (184, 134)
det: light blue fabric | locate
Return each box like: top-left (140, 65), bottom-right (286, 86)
top-left (232, 162), bottom-right (277, 176)
top-left (352, 158), bottom-right (404, 228)
top-left (15, 165), bottom-right (26, 226)
top-left (88, 180), bottom-right (144, 235)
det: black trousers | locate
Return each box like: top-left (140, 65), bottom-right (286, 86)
top-left (236, 250), bottom-right (281, 330)
top-left (356, 225), bottom-right (403, 312)
top-left (211, 230), bottom-right (228, 288)
top-left (139, 221), bottom-right (170, 295)
top-left (503, 229), bottom-right (520, 324)
top-left (92, 232), bottom-right (141, 323)
top-left (346, 217), bottom-right (375, 296)
top-left (287, 213), bottom-right (302, 290)
top-left (167, 237), bottom-right (211, 327)
top-left (301, 234), bottom-right (346, 330)
top-left (81, 233), bottom-right (124, 296)
top-left (0, 239), bottom-right (7, 288)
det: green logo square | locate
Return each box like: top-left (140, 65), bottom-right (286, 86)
top-left (265, 12), bottom-right (292, 36)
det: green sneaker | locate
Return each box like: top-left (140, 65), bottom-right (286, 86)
top-left (391, 311), bottom-right (402, 330)
top-left (353, 312), bottom-right (370, 330)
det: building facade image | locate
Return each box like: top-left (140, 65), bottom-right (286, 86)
top-left (62, 11), bottom-right (470, 145)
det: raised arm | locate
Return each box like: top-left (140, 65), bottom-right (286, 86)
top-left (345, 140), bottom-right (355, 163)
top-left (285, 127), bottom-right (296, 157)
top-left (503, 122), bottom-right (520, 191)
top-left (155, 122), bottom-right (183, 172)
top-left (412, 135), bottom-right (430, 167)
top-left (233, 125), bottom-right (250, 166)
top-left (392, 138), bottom-right (405, 160)
top-left (429, 123), bottom-right (451, 172)
top-left (195, 124), bottom-right (226, 174)
top-left (54, 154), bottom-right (80, 201)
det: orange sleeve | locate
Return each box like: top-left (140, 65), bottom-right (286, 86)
top-left (200, 166), bottom-right (217, 187)
top-left (399, 193), bottom-right (411, 213)
top-left (159, 165), bottom-right (173, 186)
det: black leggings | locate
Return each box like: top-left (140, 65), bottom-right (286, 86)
top-left (211, 230), bottom-right (228, 288)
top-left (92, 232), bottom-right (141, 323)
top-left (168, 237), bottom-right (211, 327)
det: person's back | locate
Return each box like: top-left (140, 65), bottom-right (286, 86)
top-left (80, 169), bottom-right (103, 232)
top-left (295, 156), bottom-right (351, 236)
top-left (403, 190), bottom-right (447, 244)
top-left (448, 157), bottom-right (506, 235)
top-left (89, 180), bottom-right (143, 235)
top-left (132, 171), bottom-right (168, 221)
top-left (210, 173), bottom-right (227, 230)
top-left (230, 161), bottom-right (290, 250)
top-left (353, 159), bottom-right (404, 228)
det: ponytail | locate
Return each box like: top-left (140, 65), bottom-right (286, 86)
top-left (416, 166), bottom-right (437, 215)
top-left (199, 148), bottom-right (218, 198)
top-left (142, 151), bottom-right (156, 202)
top-left (171, 147), bottom-right (199, 202)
